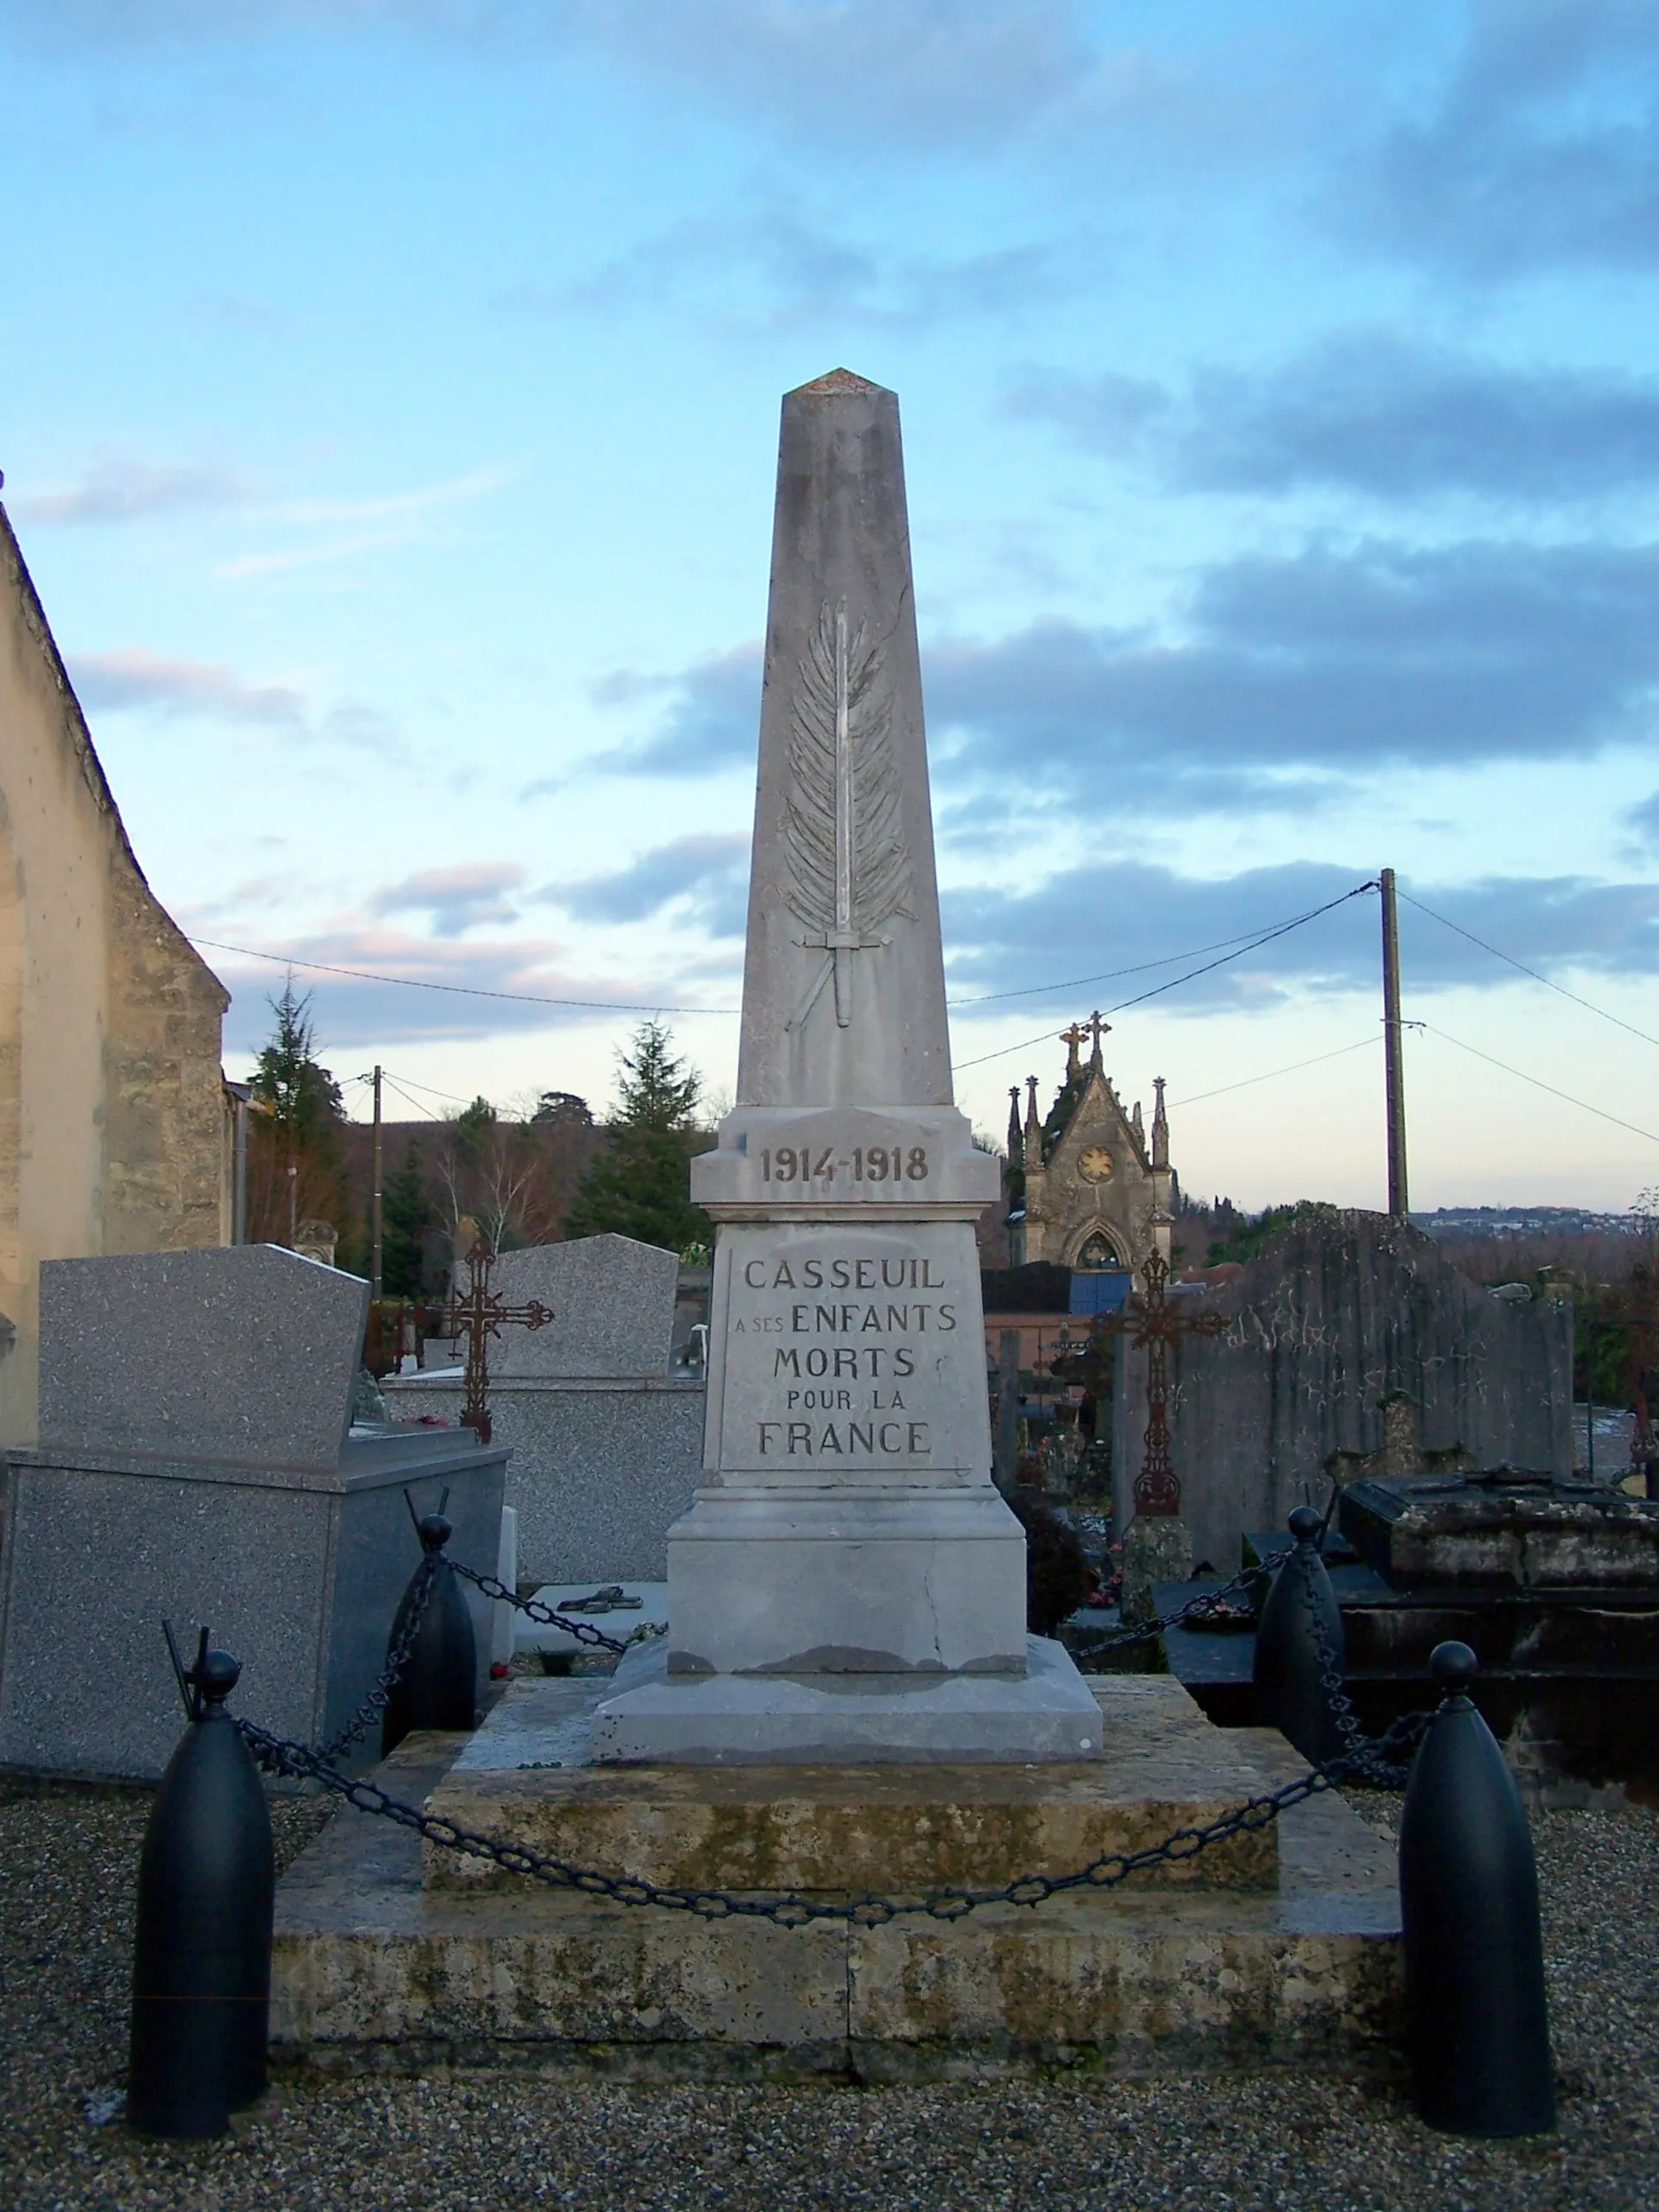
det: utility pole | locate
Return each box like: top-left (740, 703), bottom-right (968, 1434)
top-left (227, 1081), bottom-right (251, 1243)
top-left (371, 1064), bottom-right (385, 1300)
top-left (1381, 866), bottom-right (1409, 1220)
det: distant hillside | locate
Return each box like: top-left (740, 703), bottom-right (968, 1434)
top-left (1413, 1206), bottom-right (1648, 1242)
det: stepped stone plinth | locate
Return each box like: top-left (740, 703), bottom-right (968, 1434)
top-left (419, 1674), bottom-right (1278, 1895)
top-left (270, 1674), bottom-right (1401, 2078)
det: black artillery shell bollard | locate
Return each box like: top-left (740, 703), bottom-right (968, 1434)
top-left (1400, 1641), bottom-right (1556, 2137)
top-left (380, 1513), bottom-right (478, 1756)
top-left (1251, 1505), bottom-right (1346, 1768)
top-left (127, 1652), bottom-right (275, 2140)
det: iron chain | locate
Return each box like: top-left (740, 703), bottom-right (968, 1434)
top-left (237, 1712), bottom-right (1361, 1927)
top-left (448, 1561), bottom-right (634, 1655)
top-left (1069, 1548), bottom-right (1285, 1657)
top-left (312, 1552), bottom-right (440, 1762)
top-left (229, 1529), bottom-right (1431, 1922)
top-left (1299, 1565), bottom-right (1425, 1787)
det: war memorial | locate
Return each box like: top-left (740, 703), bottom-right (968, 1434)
top-left (265, 375), bottom-right (1407, 2078)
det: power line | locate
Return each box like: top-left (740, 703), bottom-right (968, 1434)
top-left (381, 1074), bottom-right (441, 1121)
top-left (952, 881), bottom-right (1379, 1073)
top-left (380, 1068), bottom-right (473, 1108)
top-left (191, 935), bottom-right (741, 1017)
top-left (1419, 1023), bottom-right (1659, 1146)
top-left (1398, 890), bottom-right (1659, 1053)
top-left (196, 884), bottom-right (1378, 1042)
top-left (1172, 1035), bottom-right (1382, 1109)
top-left (944, 921), bottom-right (1336, 1007)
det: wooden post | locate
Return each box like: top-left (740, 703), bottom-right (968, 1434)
top-left (1382, 867), bottom-right (1409, 1220)
top-left (995, 1328), bottom-right (1021, 1490)
top-left (370, 1066), bottom-right (384, 1300)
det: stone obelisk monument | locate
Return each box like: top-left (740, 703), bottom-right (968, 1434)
top-left (594, 370), bottom-right (1101, 1760)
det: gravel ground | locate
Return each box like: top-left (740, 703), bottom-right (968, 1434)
top-left (3, 1779), bottom-right (1657, 2211)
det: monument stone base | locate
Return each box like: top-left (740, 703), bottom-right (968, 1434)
top-left (270, 1678), bottom-right (1404, 2080)
top-left (589, 1633), bottom-right (1104, 1764)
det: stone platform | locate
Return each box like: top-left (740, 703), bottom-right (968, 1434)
top-left (421, 1672), bottom-right (1273, 1893)
top-left (589, 1632), bottom-right (1105, 1765)
top-left (270, 1676), bottom-right (1403, 2081)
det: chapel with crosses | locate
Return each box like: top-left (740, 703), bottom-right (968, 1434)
top-left (1002, 1012), bottom-right (1176, 1282)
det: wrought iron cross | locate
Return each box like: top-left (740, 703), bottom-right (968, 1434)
top-left (439, 1232), bottom-right (554, 1443)
top-left (1079, 1250), bottom-right (1225, 1517)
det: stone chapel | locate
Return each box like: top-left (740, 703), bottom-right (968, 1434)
top-left (1003, 1014), bottom-right (1174, 1282)
top-left (0, 497), bottom-right (232, 1447)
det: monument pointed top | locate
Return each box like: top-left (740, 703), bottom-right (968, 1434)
top-left (789, 367), bottom-right (890, 398)
top-left (732, 372), bottom-right (950, 1109)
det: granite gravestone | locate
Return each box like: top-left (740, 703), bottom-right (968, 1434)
top-left (383, 1234), bottom-right (702, 1583)
top-left (0, 1245), bottom-right (505, 1780)
top-left (1140, 1209), bottom-right (1575, 1574)
top-left (593, 368), bottom-right (1101, 1762)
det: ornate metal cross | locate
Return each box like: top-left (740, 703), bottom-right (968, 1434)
top-left (439, 1231), bottom-right (554, 1443)
top-left (1079, 1250), bottom-right (1225, 1516)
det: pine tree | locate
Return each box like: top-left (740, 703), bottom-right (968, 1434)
top-left (246, 981), bottom-right (349, 1246)
top-left (380, 1143), bottom-right (433, 1298)
top-left (250, 980), bottom-right (345, 1140)
top-left (563, 1022), bottom-right (711, 1255)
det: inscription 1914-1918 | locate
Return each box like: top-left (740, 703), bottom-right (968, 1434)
top-left (761, 1145), bottom-right (928, 1183)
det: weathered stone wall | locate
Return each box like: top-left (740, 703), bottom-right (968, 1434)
top-left (0, 504), bottom-right (229, 1444)
top-left (1139, 1211), bottom-right (1574, 1573)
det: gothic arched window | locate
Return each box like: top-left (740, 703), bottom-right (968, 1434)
top-left (1076, 1232), bottom-right (1121, 1271)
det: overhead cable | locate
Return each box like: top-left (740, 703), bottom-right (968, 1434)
top-left (952, 882), bottom-right (1379, 1073)
top-left (1171, 1034), bottom-right (1382, 1109)
top-left (1420, 1023), bottom-right (1659, 1146)
top-left (1399, 891), bottom-right (1659, 1053)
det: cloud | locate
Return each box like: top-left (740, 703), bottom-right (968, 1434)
top-left (549, 833), bottom-right (750, 931)
top-left (538, 0), bottom-right (1105, 155)
top-left (595, 641), bottom-right (763, 777)
top-left (526, 211), bottom-right (1068, 332)
top-left (1011, 337), bottom-right (1659, 501)
top-left (68, 647), bottom-right (306, 724)
top-left (214, 463), bottom-right (517, 577)
top-left (942, 860), bottom-right (1659, 1016)
top-left (208, 921), bottom-right (740, 1053)
top-left (593, 536), bottom-right (1659, 811)
top-left (66, 647), bottom-right (396, 752)
top-left (15, 460), bottom-right (253, 526)
top-left (921, 538), bottom-right (1659, 802)
top-left (1352, 0), bottom-right (1659, 276)
top-left (1631, 788), bottom-right (1659, 846)
top-left (369, 861), bottom-right (526, 938)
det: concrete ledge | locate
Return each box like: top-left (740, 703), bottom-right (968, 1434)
top-left (270, 1709), bottom-right (1402, 2080)
top-left (589, 1633), bottom-right (1105, 1765)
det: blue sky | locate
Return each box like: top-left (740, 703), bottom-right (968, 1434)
top-left (4, 0), bottom-right (1658, 1209)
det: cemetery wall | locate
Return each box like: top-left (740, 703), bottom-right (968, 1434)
top-left (1164, 1210), bottom-right (1575, 1572)
top-left (0, 506), bottom-right (229, 1447)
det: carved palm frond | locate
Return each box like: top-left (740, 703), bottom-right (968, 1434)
top-left (784, 599), bottom-right (912, 935)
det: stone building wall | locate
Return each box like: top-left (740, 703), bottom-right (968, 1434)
top-left (0, 504), bottom-right (229, 1445)
top-left (1144, 1210), bottom-right (1575, 1571)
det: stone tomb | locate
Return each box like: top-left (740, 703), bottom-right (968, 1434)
top-left (0, 1245), bottom-right (505, 1779)
top-left (384, 1233), bottom-right (702, 1585)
